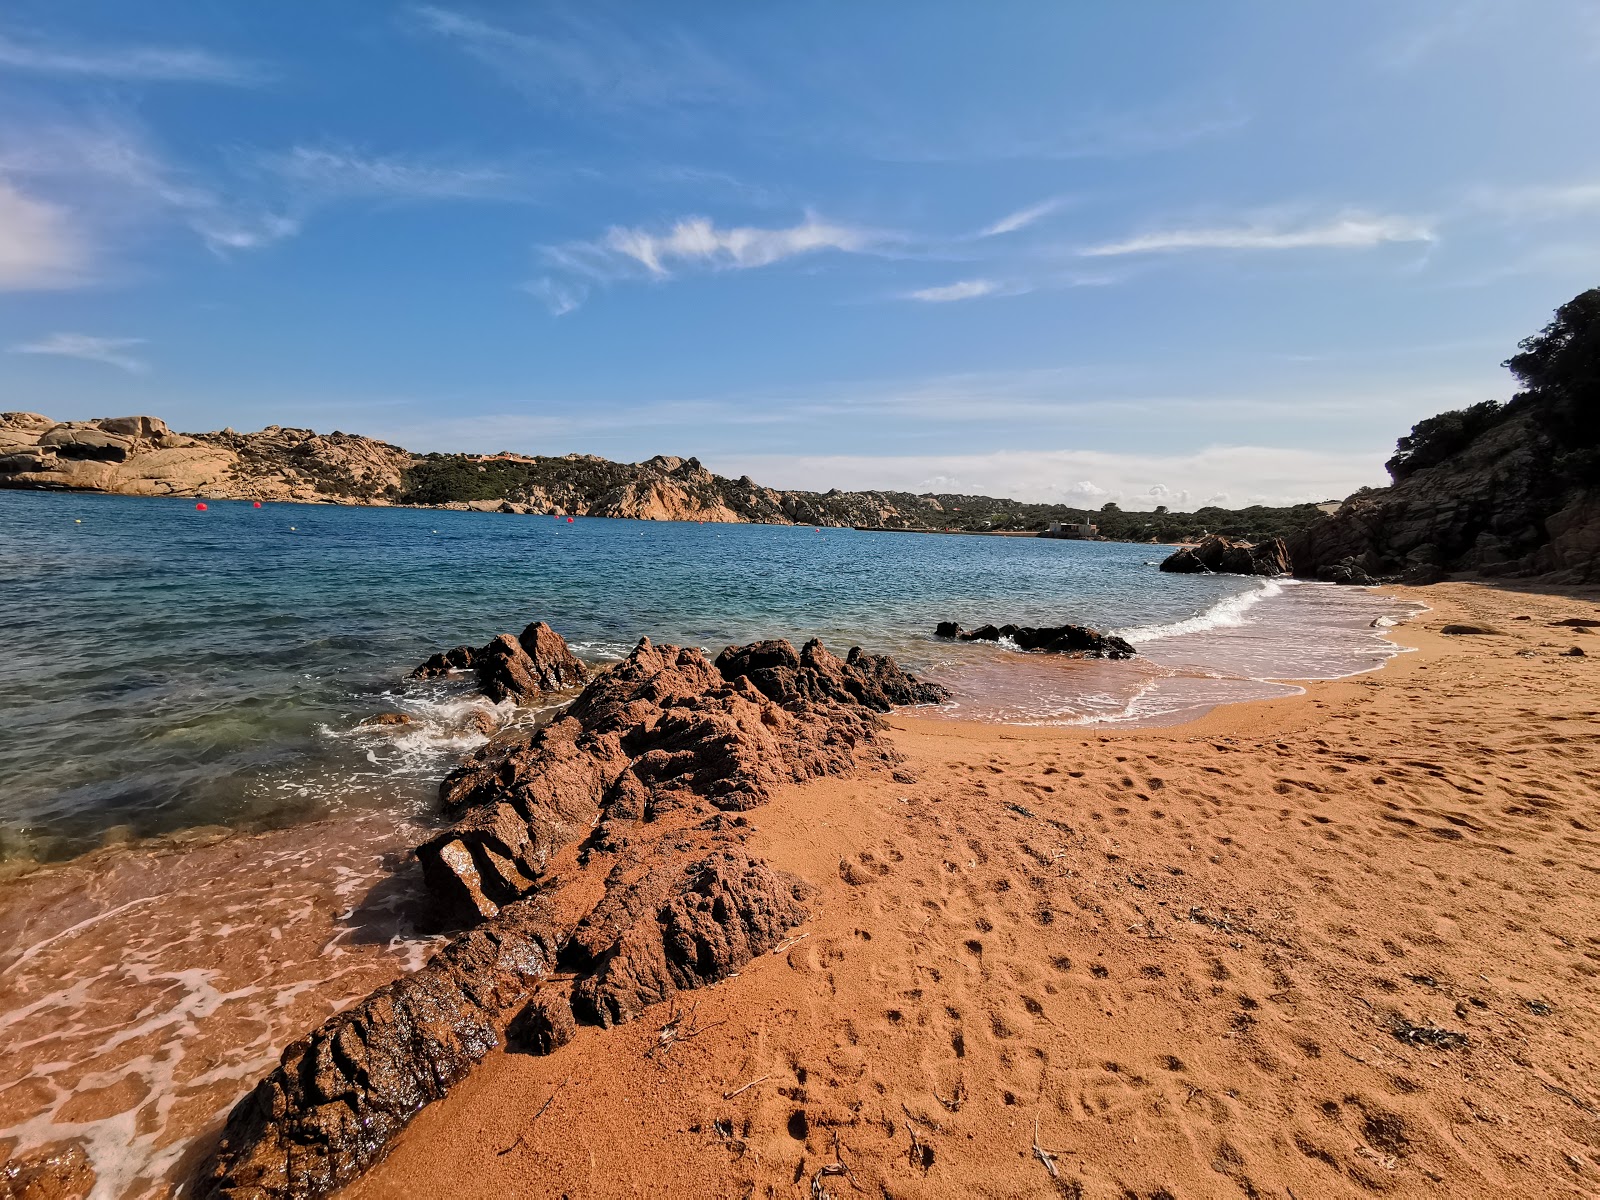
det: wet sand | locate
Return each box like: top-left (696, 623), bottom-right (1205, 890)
top-left (347, 582), bottom-right (1600, 1199)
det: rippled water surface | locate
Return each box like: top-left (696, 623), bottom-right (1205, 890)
top-left (0, 490), bottom-right (1416, 861)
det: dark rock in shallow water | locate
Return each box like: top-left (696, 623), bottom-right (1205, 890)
top-left (358, 711), bottom-right (413, 727)
top-left (411, 643), bottom-right (477, 678)
top-left (412, 621), bottom-right (588, 704)
top-left (568, 849), bottom-right (811, 1028)
top-left (935, 621), bottom-right (1135, 660)
top-left (1317, 557), bottom-right (1378, 585)
top-left (194, 897), bottom-right (559, 1200)
top-left (1159, 533), bottom-right (1290, 577)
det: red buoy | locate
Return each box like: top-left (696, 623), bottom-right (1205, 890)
top-left (566, 516), bottom-right (574, 523)
top-left (195, 502), bottom-right (208, 511)
top-left (252, 501), bottom-right (262, 508)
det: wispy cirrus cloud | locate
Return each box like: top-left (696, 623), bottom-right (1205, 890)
top-left (0, 117), bottom-right (298, 258)
top-left (256, 145), bottom-right (517, 202)
top-left (532, 213), bottom-right (886, 312)
top-left (0, 29), bottom-right (264, 84)
top-left (0, 179), bottom-right (89, 290)
top-left (978, 197), bottom-right (1064, 238)
top-left (409, 5), bottom-right (745, 110)
top-left (902, 278), bottom-right (1000, 303)
top-left (9, 332), bottom-right (147, 372)
top-left (1081, 212), bottom-right (1436, 257)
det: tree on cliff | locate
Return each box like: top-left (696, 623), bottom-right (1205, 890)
top-left (1503, 286), bottom-right (1600, 481)
top-left (1386, 285), bottom-right (1600, 486)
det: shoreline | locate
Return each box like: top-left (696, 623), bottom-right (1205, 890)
top-left (349, 580), bottom-right (1600, 1199)
top-left (0, 485), bottom-right (1182, 546)
top-left (2, 580), bottom-right (1595, 1197)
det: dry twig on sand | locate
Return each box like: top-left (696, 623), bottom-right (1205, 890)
top-left (771, 931), bottom-right (810, 955)
top-left (723, 1073), bottom-right (769, 1100)
top-left (933, 1077), bottom-right (966, 1113)
top-left (648, 1000), bottom-right (726, 1058)
top-left (1032, 1116), bottom-right (1066, 1179)
top-left (495, 1074), bottom-right (573, 1156)
top-left (809, 1129), bottom-right (858, 1198)
top-left (900, 1104), bottom-right (935, 1171)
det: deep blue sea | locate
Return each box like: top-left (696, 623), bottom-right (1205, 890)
top-left (0, 490), bottom-right (1417, 863)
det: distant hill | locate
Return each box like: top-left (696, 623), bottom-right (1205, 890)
top-left (0, 410), bottom-right (1328, 543)
top-left (1289, 286), bottom-right (1600, 584)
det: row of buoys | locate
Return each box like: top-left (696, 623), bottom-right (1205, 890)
top-left (194, 500), bottom-right (263, 510)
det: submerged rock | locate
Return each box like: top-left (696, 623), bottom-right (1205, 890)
top-left (1159, 534), bottom-right (1290, 577)
top-left (935, 621), bottom-right (1135, 660)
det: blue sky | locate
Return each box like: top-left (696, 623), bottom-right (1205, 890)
top-left (2, 2), bottom-right (1598, 508)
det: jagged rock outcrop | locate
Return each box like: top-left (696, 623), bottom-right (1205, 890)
top-left (199, 424), bottom-right (414, 502)
top-left (713, 638), bottom-right (950, 710)
top-left (566, 850), bottom-right (811, 1028)
top-left (195, 623), bottom-right (939, 1199)
top-left (0, 413), bottom-right (235, 496)
top-left (935, 621), bottom-right (1135, 659)
top-left (1159, 534), bottom-right (1290, 576)
top-left (194, 897), bottom-right (561, 1200)
top-left (412, 621), bottom-right (588, 705)
top-left (1287, 413), bottom-right (1572, 583)
top-left (417, 635), bottom-right (905, 923)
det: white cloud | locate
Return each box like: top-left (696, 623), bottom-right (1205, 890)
top-left (0, 30), bottom-right (262, 84)
top-left (608, 215), bottom-right (875, 275)
top-left (715, 445), bottom-right (1381, 508)
top-left (533, 213), bottom-right (884, 310)
top-left (903, 279), bottom-right (1000, 303)
top-left (979, 198), bottom-right (1062, 237)
top-left (1082, 212), bottom-right (1435, 257)
top-left (0, 180), bottom-right (88, 289)
top-left (260, 146), bottom-right (513, 201)
top-left (10, 332), bottom-right (147, 373)
top-left (409, 5), bottom-right (743, 110)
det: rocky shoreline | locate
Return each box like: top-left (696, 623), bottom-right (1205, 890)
top-left (192, 624), bottom-right (948, 1199)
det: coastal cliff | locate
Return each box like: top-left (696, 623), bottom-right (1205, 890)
top-left (1288, 286), bottom-right (1600, 585)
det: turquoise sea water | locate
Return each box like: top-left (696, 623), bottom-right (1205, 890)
top-left (0, 490), bottom-right (1416, 862)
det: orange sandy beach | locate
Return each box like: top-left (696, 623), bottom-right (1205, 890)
top-left (2, 581), bottom-right (1597, 1199)
top-left (339, 581), bottom-right (1598, 1200)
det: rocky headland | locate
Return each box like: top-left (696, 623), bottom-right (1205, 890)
top-left (0, 410), bottom-right (1328, 541)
